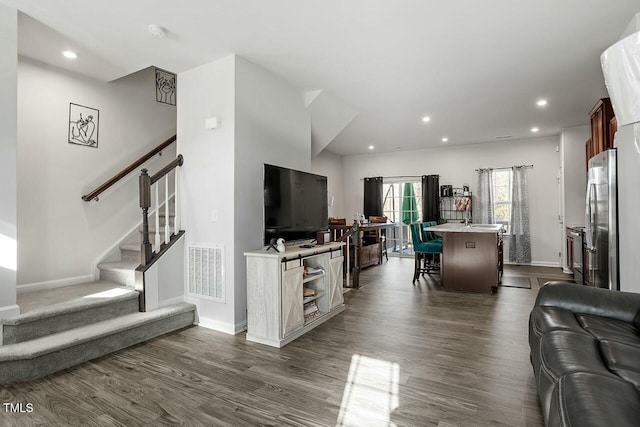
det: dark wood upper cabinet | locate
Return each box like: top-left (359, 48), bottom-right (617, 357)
top-left (610, 116), bottom-right (618, 147)
top-left (585, 98), bottom-right (615, 169)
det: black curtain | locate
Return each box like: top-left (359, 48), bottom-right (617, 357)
top-left (422, 175), bottom-right (440, 222)
top-left (363, 177), bottom-right (383, 218)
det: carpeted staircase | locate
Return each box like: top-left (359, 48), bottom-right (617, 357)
top-left (0, 209), bottom-right (195, 385)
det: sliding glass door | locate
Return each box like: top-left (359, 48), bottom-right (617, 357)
top-left (382, 180), bottom-right (422, 257)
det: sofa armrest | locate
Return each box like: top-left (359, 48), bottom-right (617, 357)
top-left (535, 282), bottom-right (640, 324)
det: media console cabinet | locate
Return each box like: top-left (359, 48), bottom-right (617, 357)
top-left (244, 242), bottom-right (345, 347)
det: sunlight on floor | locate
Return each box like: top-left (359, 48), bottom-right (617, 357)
top-left (82, 288), bottom-right (131, 298)
top-left (337, 354), bottom-right (400, 427)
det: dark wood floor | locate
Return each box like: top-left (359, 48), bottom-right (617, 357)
top-left (1, 259), bottom-right (568, 426)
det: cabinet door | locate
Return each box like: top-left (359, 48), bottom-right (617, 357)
top-left (329, 256), bottom-right (344, 310)
top-left (609, 117), bottom-right (617, 148)
top-left (591, 109), bottom-right (604, 154)
top-left (585, 139), bottom-right (592, 170)
top-left (281, 266), bottom-right (304, 337)
top-left (566, 232), bottom-right (574, 272)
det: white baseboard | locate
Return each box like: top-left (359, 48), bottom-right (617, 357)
top-left (157, 296), bottom-right (184, 309)
top-left (195, 316), bottom-right (247, 335)
top-left (17, 274), bottom-right (95, 294)
top-left (504, 261), bottom-right (562, 268)
top-left (0, 304), bottom-right (19, 345)
top-left (562, 267), bottom-right (573, 274)
top-left (0, 304), bottom-right (20, 320)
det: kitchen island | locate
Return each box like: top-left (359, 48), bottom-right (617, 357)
top-left (424, 223), bottom-right (504, 293)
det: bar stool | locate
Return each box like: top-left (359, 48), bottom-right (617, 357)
top-left (410, 223), bottom-right (443, 283)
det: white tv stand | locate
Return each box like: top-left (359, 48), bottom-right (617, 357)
top-left (244, 242), bottom-right (345, 348)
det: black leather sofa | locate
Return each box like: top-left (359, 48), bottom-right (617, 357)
top-left (529, 282), bottom-right (640, 426)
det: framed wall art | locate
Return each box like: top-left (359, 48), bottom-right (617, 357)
top-left (155, 67), bottom-right (176, 106)
top-left (68, 103), bottom-right (99, 148)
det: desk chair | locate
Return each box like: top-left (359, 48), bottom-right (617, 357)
top-left (410, 223), bottom-right (443, 283)
top-left (368, 215), bottom-right (389, 262)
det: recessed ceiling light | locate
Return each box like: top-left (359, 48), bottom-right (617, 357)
top-left (536, 99), bottom-right (548, 107)
top-left (442, 137), bottom-right (449, 142)
top-left (62, 50), bottom-right (77, 59)
top-left (368, 145), bottom-right (375, 150)
top-left (531, 127), bottom-right (540, 133)
top-left (422, 116), bottom-right (431, 123)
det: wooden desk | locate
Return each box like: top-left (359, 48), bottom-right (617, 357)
top-left (329, 221), bottom-right (396, 288)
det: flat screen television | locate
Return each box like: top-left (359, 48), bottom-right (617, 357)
top-left (264, 164), bottom-right (328, 244)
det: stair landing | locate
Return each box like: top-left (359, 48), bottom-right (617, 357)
top-left (17, 280), bottom-right (132, 314)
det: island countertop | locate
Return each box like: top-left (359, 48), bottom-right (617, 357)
top-left (424, 223), bottom-right (504, 233)
top-left (425, 223), bottom-right (504, 293)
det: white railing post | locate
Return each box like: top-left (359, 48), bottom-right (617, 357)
top-left (154, 183), bottom-right (160, 252)
top-left (174, 167), bottom-right (180, 233)
top-left (164, 175), bottom-right (170, 244)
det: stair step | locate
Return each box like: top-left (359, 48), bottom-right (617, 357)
top-left (119, 243), bottom-right (141, 252)
top-left (98, 260), bottom-right (140, 287)
top-left (3, 285), bottom-right (139, 345)
top-left (119, 242), bottom-right (141, 262)
top-left (0, 303), bottom-right (196, 385)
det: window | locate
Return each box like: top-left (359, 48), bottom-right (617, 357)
top-left (492, 169), bottom-right (512, 233)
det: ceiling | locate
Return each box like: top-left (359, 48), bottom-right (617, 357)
top-left (3, 0), bottom-right (640, 155)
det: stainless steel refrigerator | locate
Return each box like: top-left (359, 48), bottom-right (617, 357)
top-left (584, 149), bottom-right (619, 290)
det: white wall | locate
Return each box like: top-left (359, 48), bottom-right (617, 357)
top-left (342, 136), bottom-right (562, 265)
top-left (561, 126), bottom-right (589, 227)
top-left (178, 55), bottom-right (311, 334)
top-left (142, 236), bottom-right (185, 311)
top-left (616, 124), bottom-right (640, 293)
top-left (311, 150), bottom-right (345, 218)
top-left (234, 56), bottom-right (311, 328)
top-left (0, 4), bottom-right (19, 320)
top-left (17, 59), bottom-right (176, 287)
top-left (178, 55), bottom-right (237, 333)
top-left (559, 125), bottom-right (589, 270)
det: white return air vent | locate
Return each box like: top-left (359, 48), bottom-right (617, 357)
top-left (188, 244), bottom-right (224, 302)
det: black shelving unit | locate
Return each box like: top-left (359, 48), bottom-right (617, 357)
top-left (440, 187), bottom-right (472, 223)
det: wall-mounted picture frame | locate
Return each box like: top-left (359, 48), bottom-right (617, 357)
top-left (68, 103), bottom-right (99, 148)
top-left (155, 67), bottom-right (176, 106)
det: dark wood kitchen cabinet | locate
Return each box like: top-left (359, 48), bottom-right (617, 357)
top-left (610, 116), bottom-right (618, 146)
top-left (585, 98), bottom-right (615, 169)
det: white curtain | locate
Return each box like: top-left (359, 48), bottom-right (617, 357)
top-left (509, 166), bottom-right (531, 263)
top-left (476, 169), bottom-right (494, 224)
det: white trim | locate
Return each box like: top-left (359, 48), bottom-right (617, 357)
top-left (17, 274), bottom-right (94, 294)
top-left (194, 315), bottom-right (246, 335)
top-left (0, 304), bottom-right (20, 345)
top-left (562, 267), bottom-right (573, 274)
top-left (0, 304), bottom-right (20, 320)
top-left (504, 261), bottom-right (563, 268)
top-left (157, 296), bottom-right (185, 309)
